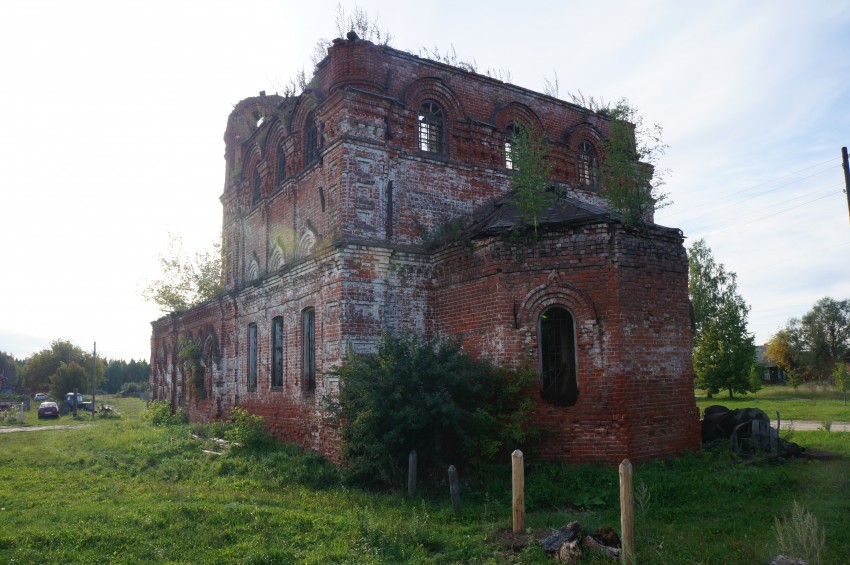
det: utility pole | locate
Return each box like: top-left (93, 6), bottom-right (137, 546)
top-left (842, 147), bottom-right (850, 224)
top-left (92, 342), bottom-right (96, 419)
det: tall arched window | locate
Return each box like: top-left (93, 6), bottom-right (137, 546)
top-left (539, 306), bottom-right (578, 406)
top-left (247, 323), bottom-right (258, 391)
top-left (301, 307), bottom-right (315, 391)
top-left (578, 140), bottom-right (599, 187)
top-left (252, 169), bottom-right (261, 205)
top-left (417, 101), bottom-right (445, 153)
top-left (271, 316), bottom-right (284, 388)
top-left (304, 112), bottom-right (319, 166)
top-left (276, 143), bottom-right (287, 184)
top-left (504, 122), bottom-right (520, 170)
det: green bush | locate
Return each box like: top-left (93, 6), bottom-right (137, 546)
top-left (119, 381), bottom-right (149, 396)
top-left (326, 333), bottom-right (538, 487)
top-left (2, 409), bottom-right (19, 424)
top-left (143, 400), bottom-right (188, 426)
top-left (225, 407), bottom-right (270, 448)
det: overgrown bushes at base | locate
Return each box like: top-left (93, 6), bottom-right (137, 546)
top-left (226, 407), bottom-right (271, 448)
top-left (326, 333), bottom-right (538, 487)
top-left (143, 399), bottom-right (188, 426)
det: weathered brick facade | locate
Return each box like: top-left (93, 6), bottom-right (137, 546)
top-left (150, 35), bottom-right (700, 464)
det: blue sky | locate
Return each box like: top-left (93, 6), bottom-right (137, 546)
top-left (1, 0), bottom-right (849, 361)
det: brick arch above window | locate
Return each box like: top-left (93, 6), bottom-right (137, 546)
top-left (519, 271), bottom-right (599, 349)
top-left (564, 122), bottom-right (604, 151)
top-left (290, 90), bottom-right (326, 170)
top-left (246, 255), bottom-right (260, 282)
top-left (268, 242), bottom-right (285, 272)
top-left (263, 120), bottom-right (290, 186)
top-left (563, 123), bottom-right (604, 188)
top-left (242, 143), bottom-right (264, 203)
top-left (402, 77), bottom-right (464, 154)
top-left (492, 102), bottom-right (544, 136)
top-left (202, 330), bottom-right (221, 372)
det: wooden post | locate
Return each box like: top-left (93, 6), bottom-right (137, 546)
top-left (448, 465), bottom-right (460, 513)
top-left (512, 450), bottom-right (525, 533)
top-left (619, 459), bottom-right (636, 565)
top-left (408, 450), bottom-right (417, 496)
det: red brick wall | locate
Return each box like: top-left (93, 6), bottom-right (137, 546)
top-left (151, 36), bottom-right (699, 465)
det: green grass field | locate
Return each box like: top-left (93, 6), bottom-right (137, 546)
top-left (1, 393), bottom-right (848, 563)
top-left (696, 384), bottom-right (850, 423)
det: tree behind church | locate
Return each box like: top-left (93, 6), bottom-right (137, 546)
top-left (688, 240), bottom-right (756, 398)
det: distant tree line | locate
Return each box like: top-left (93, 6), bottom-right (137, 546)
top-left (1, 339), bottom-right (149, 399)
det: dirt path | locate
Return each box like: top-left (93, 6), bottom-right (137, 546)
top-left (0, 423), bottom-right (93, 433)
top-left (781, 420), bottom-right (850, 432)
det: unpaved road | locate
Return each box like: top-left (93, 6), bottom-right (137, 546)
top-left (781, 420), bottom-right (850, 432)
top-left (2, 421), bottom-right (848, 434)
top-left (0, 424), bottom-right (93, 433)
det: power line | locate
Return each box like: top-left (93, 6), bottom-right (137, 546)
top-left (666, 160), bottom-right (837, 220)
top-left (743, 240), bottom-right (850, 272)
top-left (686, 183), bottom-right (843, 234)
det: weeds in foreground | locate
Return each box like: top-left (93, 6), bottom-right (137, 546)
top-left (780, 423), bottom-right (795, 443)
top-left (774, 501), bottom-right (826, 565)
top-left (635, 479), bottom-right (651, 543)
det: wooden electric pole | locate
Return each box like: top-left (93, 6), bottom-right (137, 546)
top-left (842, 147), bottom-right (850, 224)
top-left (92, 342), bottom-right (96, 419)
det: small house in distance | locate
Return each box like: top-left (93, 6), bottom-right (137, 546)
top-left (150, 34), bottom-right (701, 464)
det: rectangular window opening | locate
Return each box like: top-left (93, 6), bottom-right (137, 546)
top-left (248, 323), bottom-right (258, 391)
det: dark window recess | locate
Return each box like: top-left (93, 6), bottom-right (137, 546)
top-left (248, 323), bottom-right (258, 390)
top-left (271, 317), bottom-right (284, 387)
top-left (305, 112), bottom-right (319, 165)
top-left (276, 144), bottom-right (286, 183)
top-left (319, 187), bottom-right (325, 212)
top-left (302, 308), bottom-right (315, 391)
top-left (418, 101), bottom-right (445, 153)
top-left (539, 306), bottom-right (578, 406)
top-left (252, 170), bottom-right (261, 205)
top-left (578, 140), bottom-right (599, 187)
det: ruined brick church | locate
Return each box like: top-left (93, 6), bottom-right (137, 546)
top-left (150, 34), bottom-right (701, 463)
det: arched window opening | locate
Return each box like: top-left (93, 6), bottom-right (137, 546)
top-left (504, 122), bottom-right (520, 170)
top-left (418, 101), bottom-right (445, 153)
top-left (276, 143), bottom-right (287, 184)
top-left (301, 307), bottom-right (316, 391)
top-left (252, 169), bottom-right (261, 205)
top-left (247, 323), bottom-right (258, 391)
top-left (271, 316), bottom-right (284, 388)
top-left (539, 306), bottom-right (578, 406)
top-left (578, 140), bottom-right (599, 187)
top-left (305, 112), bottom-right (319, 166)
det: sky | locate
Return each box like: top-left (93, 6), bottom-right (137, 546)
top-left (1, 0), bottom-right (849, 362)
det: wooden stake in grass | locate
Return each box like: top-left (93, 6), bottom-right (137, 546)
top-left (448, 465), bottom-right (460, 513)
top-left (512, 449), bottom-right (525, 533)
top-left (408, 450), bottom-right (417, 496)
top-left (619, 459), bottom-right (636, 565)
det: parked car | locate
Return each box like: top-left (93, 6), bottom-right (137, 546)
top-left (33, 393), bottom-right (48, 401)
top-left (37, 401), bottom-right (59, 419)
